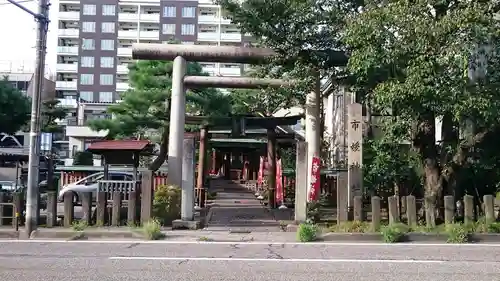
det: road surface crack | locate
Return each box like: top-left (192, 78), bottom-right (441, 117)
top-left (266, 245), bottom-right (284, 259)
top-left (126, 243), bottom-right (140, 249)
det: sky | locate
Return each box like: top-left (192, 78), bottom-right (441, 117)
top-left (0, 0), bottom-right (59, 74)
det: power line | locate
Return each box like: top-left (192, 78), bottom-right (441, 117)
top-left (0, 0), bottom-right (34, 6)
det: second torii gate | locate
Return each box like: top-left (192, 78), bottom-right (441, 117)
top-left (132, 43), bottom-right (346, 224)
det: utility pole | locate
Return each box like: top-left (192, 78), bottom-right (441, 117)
top-left (7, 0), bottom-right (50, 235)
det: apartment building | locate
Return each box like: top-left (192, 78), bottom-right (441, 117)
top-left (55, 0), bottom-right (251, 165)
top-left (0, 60), bottom-right (56, 102)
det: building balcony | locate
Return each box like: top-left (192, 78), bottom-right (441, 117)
top-left (57, 46), bottom-right (78, 55)
top-left (118, 30), bottom-right (138, 40)
top-left (56, 63), bottom-right (78, 73)
top-left (59, 11), bottom-right (79, 20)
top-left (139, 13), bottom-right (159, 22)
top-left (116, 82), bottom-right (130, 91)
top-left (57, 98), bottom-right (78, 109)
top-left (220, 66), bottom-right (241, 76)
top-left (198, 0), bottom-right (219, 7)
top-left (58, 29), bottom-right (79, 38)
top-left (80, 100), bottom-right (120, 111)
top-left (56, 81), bottom-right (77, 91)
top-left (202, 65), bottom-right (241, 76)
top-left (118, 13), bottom-right (139, 22)
top-left (198, 32), bottom-right (219, 41)
top-left (198, 15), bottom-right (218, 23)
top-left (66, 126), bottom-right (108, 138)
top-left (220, 33), bottom-right (241, 42)
top-left (117, 64), bottom-right (129, 74)
top-left (139, 30), bottom-right (159, 40)
top-left (117, 47), bottom-right (132, 57)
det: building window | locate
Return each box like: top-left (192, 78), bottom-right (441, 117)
top-left (99, 74), bottom-right (114, 85)
top-left (102, 4), bottom-right (116, 16)
top-left (99, 92), bottom-right (113, 103)
top-left (181, 7), bottom-right (196, 18)
top-left (181, 24), bottom-right (195, 35)
top-left (80, 74), bottom-right (94, 85)
top-left (163, 6), bottom-right (175, 17)
top-left (81, 38), bottom-right (95, 50)
top-left (80, 56), bottom-right (94, 68)
top-left (100, 57), bottom-right (114, 68)
top-left (101, 39), bottom-right (115, 50)
top-left (82, 4), bottom-right (96, 15)
top-left (82, 22), bottom-right (96, 33)
top-left (101, 22), bottom-right (115, 33)
top-left (162, 24), bottom-right (175, 35)
top-left (79, 91), bottom-right (94, 102)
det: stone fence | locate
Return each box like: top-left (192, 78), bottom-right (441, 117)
top-left (350, 194), bottom-right (498, 228)
top-left (0, 171), bottom-right (157, 228)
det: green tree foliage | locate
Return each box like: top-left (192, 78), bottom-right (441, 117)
top-left (218, 0), bottom-right (349, 74)
top-left (40, 99), bottom-right (69, 133)
top-left (89, 60), bottom-right (233, 171)
top-left (344, 1), bottom-right (500, 222)
top-left (0, 76), bottom-right (30, 134)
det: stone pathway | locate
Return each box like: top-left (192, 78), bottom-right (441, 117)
top-left (205, 180), bottom-right (282, 232)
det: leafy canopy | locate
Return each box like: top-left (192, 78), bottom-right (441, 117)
top-left (0, 76), bottom-right (30, 135)
top-left (89, 60), bottom-right (233, 138)
top-left (41, 99), bottom-right (69, 133)
top-left (344, 0), bottom-right (500, 207)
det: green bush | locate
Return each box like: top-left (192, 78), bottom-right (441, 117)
top-left (381, 223), bottom-right (408, 243)
top-left (71, 220), bottom-right (88, 231)
top-left (142, 219), bottom-right (164, 240)
top-left (297, 223), bottom-right (318, 242)
top-left (330, 220), bottom-right (370, 233)
top-left (472, 218), bottom-right (500, 233)
top-left (152, 184), bottom-right (181, 226)
top-left (445, 223), bottom-right (469, 243)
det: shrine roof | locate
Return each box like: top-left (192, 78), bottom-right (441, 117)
top-left (87, 140), bottom-right (153, 153)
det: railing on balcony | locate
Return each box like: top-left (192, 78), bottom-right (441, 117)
top-left (116, 82), bottom-right (130, 91)
top-left (118, 30), bottom-right (138, 39)
top-left (58, 29), bottom-right (79, 37)
top-left (117, 65), bottom-right (129, 74)
top-left (139, 13), bottom-right (159, 22)
top-left (117, 48), bottom-right (132, 56)
top-left (59, 11), bottom-right (79, 20)
top-left (57, 46), bottom-right (78, 55)
top-left (56, 81), bottom-right (77, 90)
top-left (220, 33), bottom-right (242, 41)
top-left (198, 32), bottom-right (219, 41)
top-left (56, 63), bottom-right (78, 72)
top-left (139, 30), bottom-right (159, 40)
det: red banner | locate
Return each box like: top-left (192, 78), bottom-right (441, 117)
top-left (257, 156), bottom-right (264, 186)
top-left (275, 158), bottom-right (284, 204)
top-left (308, 156), bottom-right (321, 202)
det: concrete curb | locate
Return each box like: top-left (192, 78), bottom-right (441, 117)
top-left (319, 232), bottom-right (500, 243)
top-left (0, 230), bottom-right (19, 239)
top-left (30, 229), bottom-right (146, 240)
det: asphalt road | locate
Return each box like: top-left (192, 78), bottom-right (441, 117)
top-left (0, 241), bottom-right (499, 281)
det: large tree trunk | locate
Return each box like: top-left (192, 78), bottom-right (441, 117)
top-left (149, 127), bottom-right (169, 171)
top-left (413, 116), bottom-right (443, 227)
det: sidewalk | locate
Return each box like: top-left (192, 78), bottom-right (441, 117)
top-left (205, 180), bottom-right (282, 232)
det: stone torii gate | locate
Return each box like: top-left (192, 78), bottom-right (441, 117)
top-left (132, 43), bottom-right (330, 224)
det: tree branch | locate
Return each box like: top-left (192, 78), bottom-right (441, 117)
top-left (148, 127), bottom-right (169, 171)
